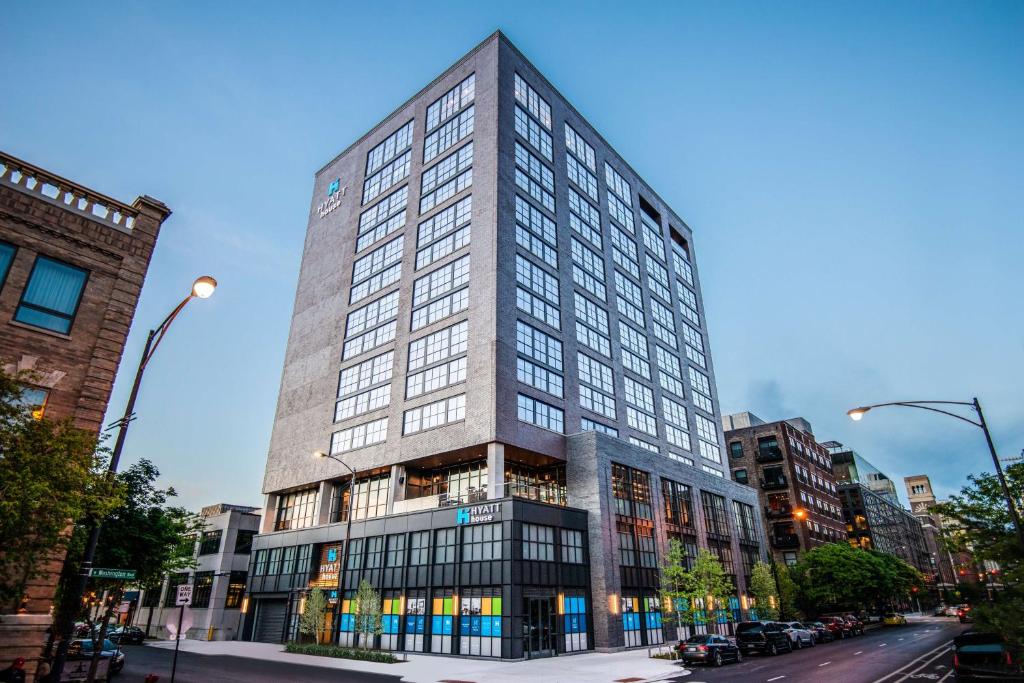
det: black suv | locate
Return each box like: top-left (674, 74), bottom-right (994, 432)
top-left (736, 621), bottom-right (793, 656)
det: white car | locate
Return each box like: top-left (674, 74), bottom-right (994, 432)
top-left (782, 621), bottom-right (815, 648)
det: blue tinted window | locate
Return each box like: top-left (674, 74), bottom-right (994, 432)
top-left (0, 241), bottom-right (14, 287)
top-left (15, 255), bottom-right (88, 334)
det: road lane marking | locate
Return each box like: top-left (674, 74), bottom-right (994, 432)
top-left (854, 651), bottom-right (863, 655)
top-left (818, 662), bottom-right (831, 667)
top-left (870, 640), bottom-right (955, 683)
top-left (767, 677), bottom-right (785, 681)
top-left (879, 643), bottom-right (888, 647)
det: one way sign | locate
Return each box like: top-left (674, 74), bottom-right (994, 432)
top-left (175, 584), bottom-right (193, 606)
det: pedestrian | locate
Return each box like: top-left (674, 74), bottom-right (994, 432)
top-left (0, 657), bottom-right (26, 683)
top-left (32, 659), bottom-right (51, 683)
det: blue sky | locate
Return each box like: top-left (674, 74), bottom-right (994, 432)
top-left (2, 2), bottom-right (1021, 511)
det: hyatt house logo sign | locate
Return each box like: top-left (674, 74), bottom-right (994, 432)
top-left (455, 503), bottom-right (500, 525)
top-left (317, 177), bottom-right (346, 219)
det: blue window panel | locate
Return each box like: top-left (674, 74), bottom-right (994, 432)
top-left (442, 615), bottom-right (453, 635)
top-left (0, 242), bottom-right (14, 286)
top-left (491, 616), bottom-right (501, 636)
top-left (728, 597), bottom-right (740, 610)
top-left (624, 613), bottom-right (640, 631)
top-left (579, 614), bottom-right (586, 633)
top-left (383, 615), bottom-right (400, 634)
top-left (470, 616), bottom-right (482, 636)
top-left (459, 616), bottom-right (471, 634)
top-left (15, 256), bottom-right (88, 334)
top-left (481, 617), bottom-right (492, 637)
top-left (407, 615), bottom-right (425, 633)
top-left (431, 616), bottom-right (442, 634)
top-left (340, 614), bottom-right (355, 632)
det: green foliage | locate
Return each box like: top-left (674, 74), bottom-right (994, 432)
top-left (657, 539), bottom-right (689, 626)
top-left (299, 588), bottom-right (329, 644)
top-left (658, 544), bottom-right (734, 625)
top-left (284, 641), bottom-right (399, 663)
top-left (791, 542), bottom-right (924, 615)
top-left (353, 579), bottom-right (383, 647)
top-left (0, 370), bottom-right (120, 612)
top-left (749, 561), bottom-right (779, 619)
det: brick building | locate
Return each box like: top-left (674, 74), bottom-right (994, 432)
top-left (723, 412), bottom-right (847, 565)
top-left (244, 32), bottom-right (763, 659)
top-left (0, 151), bottom-right (168, 672)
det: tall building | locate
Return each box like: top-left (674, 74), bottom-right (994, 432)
top-left (827, 442), bottom-right (900, 504)
top-left (903, 475), bottom-right (957, 592)
top-left (836, 482), bottom-right (932, 576)
top-left (135, 504), bottom-right (260, 641)
top-left (0, 151), bottom-right (169, 674)
top-left (244, 32), bottom-right (763, 659)
top-left (723, 413), bottom-right (847, 566)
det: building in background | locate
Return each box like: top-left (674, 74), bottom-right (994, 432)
top-left (723, 413), bottom-right (847, 566)
top-left (136, 504), bottom-right (259, 641)
top-left (827, 442), bottom-right (900, 504)
top-left (0, 151), bottom-right (169, 674)
top-left (244, 31), bottom-right (763, 659)
top-left (836, 480), bottom-right (931, 577)
top-left (904, 475), bottom-right (957, 593)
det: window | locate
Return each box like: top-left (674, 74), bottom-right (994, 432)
top-left (729, 442), bottom-right (744, 459)
top-left (434, 528), bottom-right (457, 564)
top-left (564, 124), bottom-right (596, 170)
top-left (646, 257), bottom-right (672, 304)
top-left (416, 224), bottom-right (470, 270)
top-left (662, 479), bottom-right (693, 528)
top-left (339, 351), bottom-right (394, 398)
top-left (618, 522), bottom-right (636, 566)
top-left (568, 188), bottom-right (602, 248)
top-left (662, 396), bottom-right (688, 430)
top-left (656, 347), bottom-right (685, 398)
top-left (357, 186), bottom-right (408, 252)
top-left (580, 385), bottom-right (616, 419)
top-left (385, 534), bottom-right (406, 567)
top-left (578, 354), bottom-right (614, 393)
top-left (566, 154), bottom-right (598, 201)
top-left (403, 394), bottom-right (466, 434)
top-left (420, 165), bottom-right (472, 213)
top-left (418, 196), bottom-right (472, 248)
top-left (234, 530), bottom-right (255, 554)
top-left (424, 107), bottom-right (474, 162)
top-left (699, 440), bottom-right (722, 464)
top-left (346, 291), bottom-right (400, 337)
top-left (514, 142), bottom-right (555, 212)
top-left (677, 281), bottom-right (701, 326)
top-left (734, 501), bottom-right (759, 543)
top-left (515, 106), bottom-right (553, 160)
top-left (411, 288), bottom-right (469, 330)
top-left (409, 531), bottom-right (430, 565)
top-left (165, 573), bottom-right (189, 607)
top-left (422, 142), bottom-right (473, 196)
top-left (517, 394), bottom-right (564, 433)
top-left (695, 414), bottom-right (718, 443)
top-left (346, 539), bottom-right (364, 570)
top-left (522, 523), bottom-right (554, 561)
top-left (607, 188), bottom-right (634, 233)
top-left (366, 120), bottom-right (414, 175)
top-left (681, 323), bottom-right (706, 368)
top-left (513, 73), bottom-right (552, 129)
top-left (701, 491), bottom-right (730, 537)
top-left (362, 150), bottom-right (411, 204)
top-left (406, 356), bottom-right (467, 399)
top-left (413, 256), bottom-right (470, 306)
top-left (462, 523), bottom-right (502, 561)
top-left (330, 417), bottom-right (388, 453)
top-left (15, 256), bottom-right (88, 334)
top-left (605, 163), bottom-right (633, 207)
top-left (637, 526), bottom-right (657, 568)
top-left (619, 324), bottom-right (649, 359)
top-left (0, 241), bottom-right (14, 288)
top-left (612, 463), bottom-right (653, 519)
top-left (408, 320), bottom-right (468, 371)
top-left (516, 321), bottom-right (562, 371)
top-left (623, 377), bottom-right (654, 413)
top-left (515, 195), bottom-right (557, 267)
top-left (225, 570), bottom-right (247, 609)
top-left (627, 407), bottom-right (657, 436)
top-left (351, 236), bottom-right (403, 301)
top-left (517, 357), bottom-right (563, 398)
top-left (342, 321), bottom-right (396, 361)
top-left (671, 236), bottom-right (694, 285)
top-left (570, 238), bottom-right (606, 301)
top-left (640, 211), bottom-right (666, 261)
top-left (458, 587), bottom-right (502, 657)
top-left (734, 468), bottom-right (748, 485)
top-left (16, 386), bottom-right (48, 420)
top-left (191, 571), bottom-right (214, 608)
top-left (335, 473), bottom-right (391, 521)
top-left (650, 300), bottom-right (677, 348)
top-left (198, 530), bottom-right (222, 556)
top-left (689, 368), bottom-right (715, 414)
top-left (581, 417), bottom-right (617, 437)
top-left (274, 488), bottom-right (317, 531)
top-left (427, 73), bottom-right (475, 130)
top-left (573, 293), bottom-right (610, 355)
top-left (365, 536), bottom-right (385, 569)
top-left (610, 225), bottom-right (639, 278)
top-left (560, 529), bottom-right (585, 564)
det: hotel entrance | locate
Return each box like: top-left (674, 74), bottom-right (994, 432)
top-left (522, 595), bottom-right (557, 659)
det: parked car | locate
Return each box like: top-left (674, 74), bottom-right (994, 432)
top-left (883, 612), bottom-right (907, 626)
top-left (819, 616), bottom-right (852, 639)
top-left (802, 621), bottom-right (834, 643)
top-left (933, 604), bottom-right (949, 616)
top-left (959, 605), bottom-right (975, 623)
top-left (678, 634), bottom-right (743, 666)
top-left (953, 632), bottom-right (1022, 681)
top-left (107, 626), bottom-right (145, 645)
top-left (68, 638), bottom-right (125, 676)
top-left (843, 614), bottom-right (865, 635)
top-left (736, 621), bottom-right (793, 656)
top-left (782, 621), bottom-right (815, 649)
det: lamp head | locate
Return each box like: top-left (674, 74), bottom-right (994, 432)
top-left (313, 450), bottom-right (328, 459)
top-left (847, 407), bottom-right (870, 421)
top-left (191, 275), bottom-right (217, 299)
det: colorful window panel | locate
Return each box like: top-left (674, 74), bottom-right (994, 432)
top-left (459, 589), bottom-right (502, 656)
top-left (380, 592), bottom-right (402, 650)
top-left (622, 596), bottom-right (642, 647)
top-left (562, 594), bottom-right (588, 652)
top-left (404, 593), bottom-right (427, 652)
top-left (430, 591), bottom-right (455, 653)
top-left (644, 596), bottom-right (664, 645)
top-left (338, 591), bottom-right (357, 647)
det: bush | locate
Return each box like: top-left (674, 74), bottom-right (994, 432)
top-left (284, 641), bottom-right (400, 663)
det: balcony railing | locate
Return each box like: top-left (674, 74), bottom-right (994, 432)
top-left (391, 481), bottom-right (566, 515)
top-left (765, 505), bottom-right (793, 518)
top-left (760, 477), bottom-right (789, 491)
top-left (756, 447), bottom-right (784, 463)
top-left (771, 534), bottom-right (801, 549)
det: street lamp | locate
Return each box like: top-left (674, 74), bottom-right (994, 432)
top-left (846, 398), bottom-right (1023, 548)
top-left (54, 276), bottom-right (217, 677)
top-left (314, 450), bottom-right (358, 646)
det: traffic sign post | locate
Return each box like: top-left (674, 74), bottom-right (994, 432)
top-left (171, 584), bottom-right (193, 683)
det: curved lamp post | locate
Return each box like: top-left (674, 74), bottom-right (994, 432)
top-left (55, 276), bottom-right (217, 677)
top-left (846, 398), bottom-right (1023, 548)
top-left (314, 450), bottom-right (357, 646)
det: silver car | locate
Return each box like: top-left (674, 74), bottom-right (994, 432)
top-left (782, 621), bottom-right (815, 648)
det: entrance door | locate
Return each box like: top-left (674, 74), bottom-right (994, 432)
top-left (523, 596), bottom-right (557, 658)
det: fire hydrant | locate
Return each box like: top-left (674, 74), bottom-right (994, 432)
top-left (144, 675), bottom-right (160, 683)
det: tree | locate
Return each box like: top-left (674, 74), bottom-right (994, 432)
top-left (681, 549), bottom-right (733, 625)
top-left (791, 542), bottom-right (923, 615)
top-left (749, 561), bottom-right (779, 620)
top-left (933, 463), bottom-right (1024, 651)
top-left (657, 539), bottom-right (690, 629)
top-left (0, 370), bottom-right (119, 612)
top-left (353, 579), bottom-right (383, 649)
top-left (774, 561), bottom-right (799, 620)
top-left (299, 588), bottom-right (328, 644)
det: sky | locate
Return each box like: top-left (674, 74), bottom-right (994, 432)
top-left (2, 1), bottom-right (1021, 512)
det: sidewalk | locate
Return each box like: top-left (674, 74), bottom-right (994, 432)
top-left (145, 639), bottom-right (688, 683)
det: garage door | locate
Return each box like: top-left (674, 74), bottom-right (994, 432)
top-left (254, 599), bottom-right (287, 643)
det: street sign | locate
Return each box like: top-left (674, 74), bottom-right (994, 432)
top-left (175, 584), bottom-right (193, 606)
top-left (89, 567), bottom-right (137, 580)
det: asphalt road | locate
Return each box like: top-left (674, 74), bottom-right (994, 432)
top-left (663, 616), bottom-right (968, 683)
top-left (117, 644), bottom-right (404, 683)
